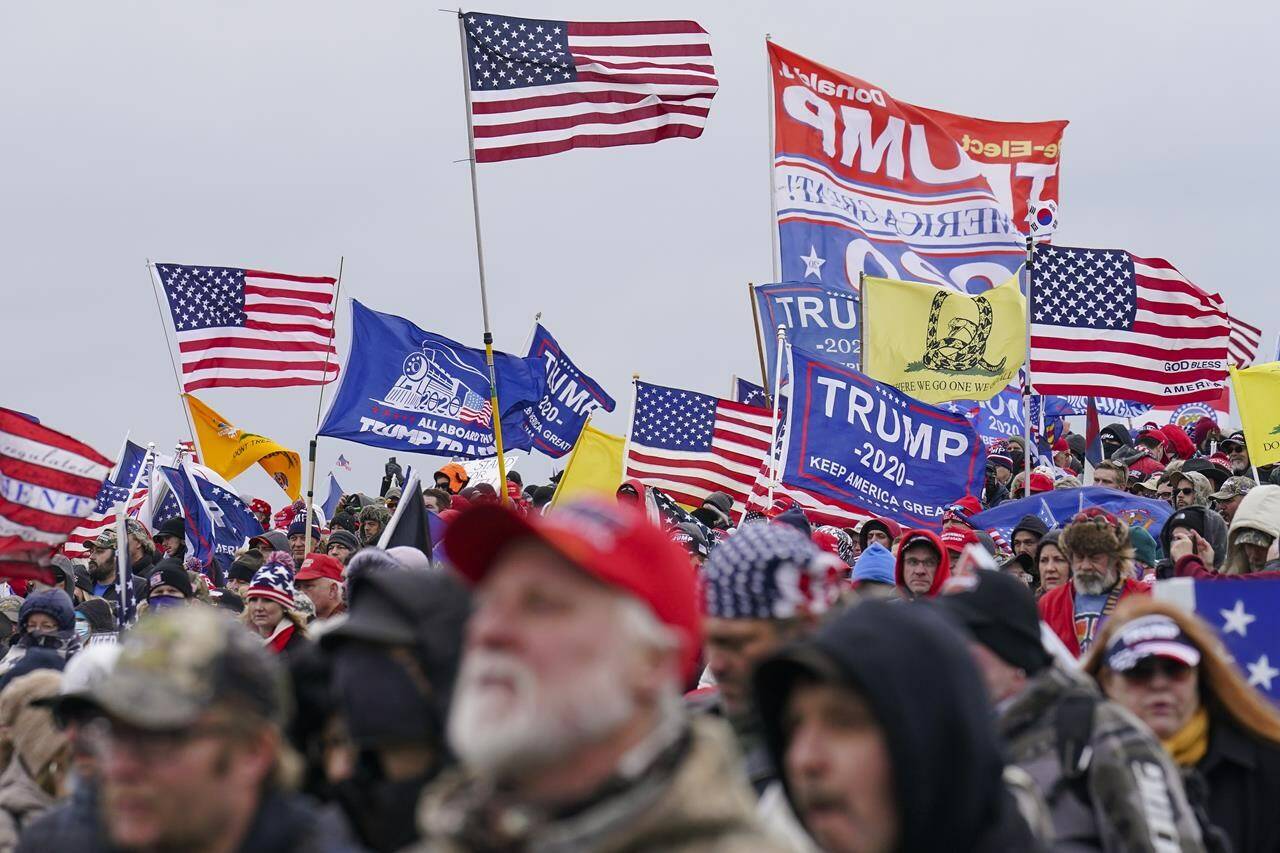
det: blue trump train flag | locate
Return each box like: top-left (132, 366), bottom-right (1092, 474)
top-left (319, 301), bottom-right (546, 459)
top-left (519, 324), bottom-right (615, 459)
top-left (780, 346), bottom-right (986, 529)
top-left (754, 282), bottom-right (860, 386)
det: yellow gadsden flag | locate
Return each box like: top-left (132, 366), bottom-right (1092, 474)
top-left (862, 275), bottom-right (1026, 404)
top-left (1231, 362), bottom-right (1280, 468)
top-left (184, 394), bottom-right (302, 501)
top-left (550, 423), bottom-right (625, 508)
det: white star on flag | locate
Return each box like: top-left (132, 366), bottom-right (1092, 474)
top-left (801, 246), bottom-right (826, 280)
top-left (1221, 600), bottom-right (1257, 637)
top-left (1247, 654), bottom-right (1279, 691)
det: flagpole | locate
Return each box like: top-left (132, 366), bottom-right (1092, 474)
top-left (621, 374), bottom-right (639, 486)
top-left (304, 256), bottom-right (345, 557)
top-left (1022, 233), bottom-right (1035, 495)
top-left (748, 283), bottom-right (772, 407)
top-left (456, 10), bottom-right (509, 504)
top-left (145, 260), bottom-right (198, 445)
top-left (766, 325), bottom-right (787, 504)
top-left (1229, 367), bottom-right (1263, 483)
top-left (764, 34), bottom-right (780, 282)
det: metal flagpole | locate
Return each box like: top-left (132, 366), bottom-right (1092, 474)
top-left (145, 260), bottom-right (199, 444)
top-left (764, 35), bottom-right (780, 282)
top-left (304, 256), bottom-right (345, 558)
top-left (1022, 233), bottom-right (1035, 495)
top-left (456, 10), bottom-right (509, 503)
top-left (748, 283), bottom-right (772, 407)
top-left (766, 325), bottom-right (787, 504)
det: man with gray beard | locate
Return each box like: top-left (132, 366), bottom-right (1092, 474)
top-left (410, 498), bottom-right (788, 853)
top-left (1038, 509), bottom-right (1150, 658)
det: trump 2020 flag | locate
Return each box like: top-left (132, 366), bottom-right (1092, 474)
top-left (319, 301), bottom-right (546, 459)
top-left (1157, 578), bottom-right (1280, 705)
top-left (862, 275), bottom-right (1025, 404)
top-left (753, 282), bottom-right (861, 386)
top-left (768, 42), bottom-right (1025, 293)
top-left (520, 324), bottom-right (616, 459)
top-left (779, 347), bottom-right (986, 529)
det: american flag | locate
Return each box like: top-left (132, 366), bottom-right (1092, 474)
top-left (743, 456), bottom-right (876, 529)
top-left (1226, 309), bottom-right (1261, 368)
top-left (0, 408), bottom-right (112, 560)
top-left (625, 381), bottom-right (771, 511)
top-left (462, 11), bottom-right (717, 163)
top-left (336, 454), bottom-right (352, 471)
top-left (64, 440), bottom-right (152, 557)
top-left (459, 389), bottom-right (493, 427)
top-left (1030, 245), bottom-right (1229, 405)
top-left (155, 263), bottom-right (339, 392)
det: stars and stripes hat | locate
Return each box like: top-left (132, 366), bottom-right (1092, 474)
top-left (1103, 614), bottom-right (1201, 672)
top-left (245, 563), bottom-right (297, 611)
top-left (701, 523), bottom-right (842, 621)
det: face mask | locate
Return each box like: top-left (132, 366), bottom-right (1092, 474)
top-left (148, 596), bottom-right (185, 611)
top-left (74, 617), bottom-right (91, 640)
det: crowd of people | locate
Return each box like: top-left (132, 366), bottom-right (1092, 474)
top-left (1, 417), bottom-right (1278, 853)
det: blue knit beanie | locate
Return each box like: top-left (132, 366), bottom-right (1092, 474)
top-left (852, 543), bottom-right (896, 586)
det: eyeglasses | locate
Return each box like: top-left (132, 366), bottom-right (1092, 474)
top-left (1118, 657), bottom-right (1195, 685)
top-left (903, 557), bottom-right (938, 570)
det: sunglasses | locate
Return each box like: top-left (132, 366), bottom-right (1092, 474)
top-left (1118, 657), bottom-right (1195, 684)
top-left (1175, 487), bottom-right (1196, 497)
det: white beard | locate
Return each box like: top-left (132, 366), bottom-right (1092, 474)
top-left (448, 648), bottom-right (636, 778)
top-left (1073, 566), bottom-right (1118, 596)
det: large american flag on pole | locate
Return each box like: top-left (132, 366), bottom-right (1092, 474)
top-left (1225, 308), bottom-right (1261, 368)
top-left (155, 263), bottom-right (339, 392)
top-left (462, 11), bottom-right (718, 163)
top-left (0, 408), bottom-right (112, 560)
top-left (1030, 245), bottom-right (1230, 405)
top-left (625, 381), bottom-right (770, 511)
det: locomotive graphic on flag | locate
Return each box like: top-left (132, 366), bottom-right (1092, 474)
top-left (383, 342), bottom-right (492, 426)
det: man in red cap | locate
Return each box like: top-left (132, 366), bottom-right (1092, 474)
top-left (294, 554), bottom-right (346, 622)
top-left (415, 499), bottom-right (786, 851)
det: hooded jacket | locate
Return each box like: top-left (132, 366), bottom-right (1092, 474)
top-left (1160, 424), bottom-right (1197, 461)
top-left (1157, 506), bottom-right (1228, 577)
top-left (753, 601), bottom-right (1044, 853)
top-left (433, 464), bottom-right (470, 495)
top-left (1222, 485), bottom-right (1280, 575)
top-left (1012, 514), bottom-right (1050, 542)
top-left (1171, 471), bottom-right (1213, 508)
top-left (1099, 423), bottom-right (1132, 455)
top-left (894, 529), bottom-right (951, 599)
top-left (858, 517), bottom-right (903, 550)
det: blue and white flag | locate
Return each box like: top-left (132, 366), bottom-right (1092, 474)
top-left (193, 476), bottom-right (263, 562)
top-left (159, 465), bottom-right (216, 566)
top-left (320, 301), bottom-right (546, 459)
top-left (943, 387), bottom-right (1025, 450)
top-left (733, 377), bottom-right (769, 408)
top-left (970, 486), bottom-right (1172, 545)
top-left (779, 347), bottom-right (986, 529)
top-left (322, 473), bottom-right (345, 522)
top-left (754, 282), bottom-right (860, 386)
top-left (1042, 396), bottom-right (1151, 420)
top-left (1157, 578), bottom-right (1280, 705)
top-left (520, 323), bottom-right (615, 459)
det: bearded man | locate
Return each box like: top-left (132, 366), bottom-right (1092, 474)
top-left (84, 528), bottom-right (147, 613)
top-left (1037, 509), bottom-right (1150, 657)
top-left (409, 499), bottom-right (787, 852)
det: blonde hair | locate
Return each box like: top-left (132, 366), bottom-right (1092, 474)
top-left (239, 602), bottom-right (309, 638)
top-left (1082, 597), bottom-right (1280, 746)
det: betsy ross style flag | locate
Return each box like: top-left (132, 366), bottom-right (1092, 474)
top-left (625, 382), bottom-right (771, 511)
top-left (1030, 245), bottom-right (1229, 405)
top-left (462, 11), bottom-right (718, 163)
top-left (155, 263), bottom-right (339, 392)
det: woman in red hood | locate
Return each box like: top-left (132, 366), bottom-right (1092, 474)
top-left (893, 529), bottom-right (952, 600)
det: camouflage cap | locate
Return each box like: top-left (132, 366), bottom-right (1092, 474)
top-left (83, 607), bottom-right (290, 730)
top-left (89, 528), bottom-right (118, 552)
top-left (1211, 476), bottom-right (1254, 501)
top-left (359, 504), bottom-right (390, 525)
top-left (0, 596), bottom-right (21, 623)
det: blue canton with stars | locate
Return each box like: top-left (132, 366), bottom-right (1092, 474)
top-left (157, 264), bottom-right (246, 332)
top-left (1032, 245), bottom-right (1136, 330)
top-left (463, 12), bottom-right (576, 91)
top-left (1185, 578), bottom-right (1280, 704)
top-left (633, 381), bottom-right (717, 452)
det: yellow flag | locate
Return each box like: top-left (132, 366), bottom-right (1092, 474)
top-left (1231, 362), bottom-right (1280, 468)
top-left (550, 423), bottom-right (625, 508)
top-left (862, 275), bottom-right (1026, 404)
top-left (184, 394), bottom-right (302, 501)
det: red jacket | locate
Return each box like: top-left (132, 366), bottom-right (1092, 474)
top-left (1038, 578), bottom-right (1149, 657)
top-left (894, 529), bottom-right (951, 600)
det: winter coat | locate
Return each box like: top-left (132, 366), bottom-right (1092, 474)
top-left (1038, 578), bottom-right (1150, 657)
top-left (1222, 485), bottom-right (1280, 575)
top-left (753, 600), bottom-right (1047, 853)
top-left (0, 755), bottom-right (54, 853)
top-left (1193, 717), bottom-right (1280, 853)
top-left (893, 529), bottom-right (952, 599)
top-left (13, 778), bottom-right (95, 852)
top-left (858, 517), bottom-right (902, 550)
top-left (1099, 423), bottom-right (1132, 457)
top-left (1157, 506), bottom-right (1228, 577)
top-left (998, 663), bottom-right (1205, 852)
top-left (412, 715), bottom-right (793, 853)
top-left (1161, 424), bottom-right (1197, 461)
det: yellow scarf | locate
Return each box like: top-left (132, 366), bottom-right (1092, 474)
top-left (1162, 707), bottom-right (1209, 767)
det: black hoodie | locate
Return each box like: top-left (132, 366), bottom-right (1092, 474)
top-left (753, 600), bottom-right (1043, 853)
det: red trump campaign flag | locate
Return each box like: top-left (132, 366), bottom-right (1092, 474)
top-left (0, 408), bottom-right (112, 578)
top-left (1029, 244), bottom-right (1230, 405)
top-left (155, 263), bottom-right (339, 392)
top-left (462, 11), bottom-right (718, 163)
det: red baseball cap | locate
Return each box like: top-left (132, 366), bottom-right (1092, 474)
top-left (295, 554), bottom-right (344, 583)
top-left (1028, 472), bottom-right (1055, 494)
top-left (444, 498), bottom-right (702, 680)
top-left (940, 527), bottom-right (979, 554)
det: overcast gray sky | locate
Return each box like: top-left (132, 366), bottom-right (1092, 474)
top-left (5, 0), bottom-right (1276, 502)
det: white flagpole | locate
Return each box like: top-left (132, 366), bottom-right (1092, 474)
top-left (456, 10), bottom-right (510, 503)
top-left (145, 260), bottom-right (198, 444)
top-left (766, 325), bottom-right (787, 503)
top-left (764, 35), bottom-right (780, 282)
